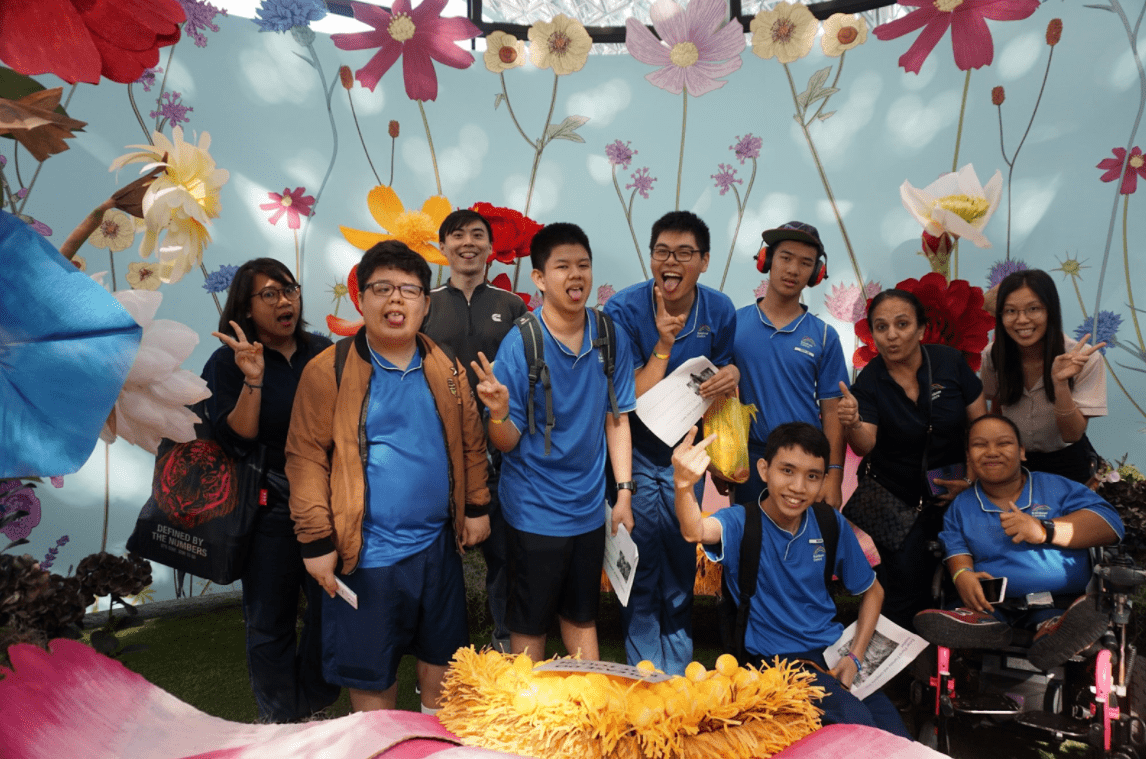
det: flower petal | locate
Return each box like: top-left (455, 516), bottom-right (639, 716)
top-left (340, 227), bottom-right (392, 251)
top-left (651, 0), bottom-right (688, 46)
top-left (645, 65), bottom-right (686, 95)
top-left (366, 185), bottom-right (405, 231)
top-left (326, 314), bottom-right (364, 337)
top-left (421, 195), bottom-right (452, 227)
top-left (976, 0), bottom-right (1040, 22)
top-left (896, 15), bottom-right (951, 74)
top-left (401, 45), bottom-right (439, 101)
top-left (355, 43), bottom-right (403, 92)
top-left (872, 6), bottom-right (934, 41)
top-left (625, 18), bottom-right (673, 66)
top-left (950, 8), bottom-right (993, 71)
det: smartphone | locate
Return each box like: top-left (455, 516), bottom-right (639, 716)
top-left (979, 576), bottom-right (1007, 604)
top-left (927, 463), bottom-right (967, 496)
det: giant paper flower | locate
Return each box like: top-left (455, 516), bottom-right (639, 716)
top-left (0, 0), bottom-right (184, 84)
top-left (1098, 147), bottom-right (1146, 195)
top-left (331, 0), bottom-right (481, 101)
top-left (529, 15), bottom-right (593, 76)
top-left (872, 0), bottom-right (1040, 75)
top-left (0, 480), bottom-right (41, 542)
top-left (327, 266), bottom-right (364, 336)
top-left (901, 164), bottom-right (1002, 249)
top-left (260, 187), bottom-right (315, 229)
top-left (749, 1), bottom-right (818, 64)
top-left (853, 273), bottom-right (994, 371)
top-left (624, 0), bottom-right (745, 97)
top-left (100, 290), bottom-right (211, 455)
top-left (824, 280), bottom-right (881, 324)
top-left (109, 127), bottom-right (229, 283)
top-left (490, 273), bottom-right (533, 309)
top-left (0, 88), bottom-right (87, 162)
top-left (471, 202), bottom-right (542, 264)
top-left (340, 185), bottom-right (450, 266)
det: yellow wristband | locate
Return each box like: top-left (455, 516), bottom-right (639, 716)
top-left (951, 567), bottom-right (970, 583)
top-left (489, 414), bottom-right (509, 424)
top-left (653, 351), bottom-right (670, 360)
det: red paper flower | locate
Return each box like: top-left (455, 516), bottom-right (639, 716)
top-left (0, 0), bottom-right (185, 85)
top-left (490, 273), bottom-right (533, 310)
top-left (872, 0), bottom-right (1039, 74)
top-left (326, 266), bottom-right (365, 336)
top-left (471, 202), bottom-right (543, 265)
top-left (853, 272), bottom-right (993, 371)
top-left (331, 0), bottom-right (481, 101)
top-left (1097, 146), bottom-right (1146, 195)
top-left (260, 187), bottom-right (315, 230)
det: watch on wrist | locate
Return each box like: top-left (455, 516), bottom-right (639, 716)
top-left (1041, 519), bottom-right (1056, 545)
top-left (616, 481), bottom-right (636, 495)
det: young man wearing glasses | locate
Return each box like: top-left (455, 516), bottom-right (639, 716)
top-left (286, 241), bottom-right (490, 714)
top-left (602, 211), bottom-right (738, 675)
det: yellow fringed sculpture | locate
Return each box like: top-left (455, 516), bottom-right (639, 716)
top-left (438, 649), bottom-right (824, 759)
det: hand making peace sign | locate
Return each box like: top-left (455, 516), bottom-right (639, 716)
top-left (471, 351), bottom-right (510, 421)
top-left (1052, 333), bottom-right (1106, 384)
top-left (211, 321), bottom-right (264, 383)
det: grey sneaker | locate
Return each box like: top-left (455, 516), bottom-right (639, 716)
top-left (914, 608), bottom-right (1014, 649)
top-left (1028, 594), bottom-right (1108, 671)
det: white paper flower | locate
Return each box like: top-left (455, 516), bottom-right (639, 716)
top-left (100, 290), bottom-right (211, 454)
top-left (900, 164), bottom-right (1003, 249)
top-left (86, 208), bottom-right (136, 252)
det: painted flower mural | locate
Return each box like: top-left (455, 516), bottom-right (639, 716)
top-left (340, 185), bottom-right (451, 266)
top-left (821, 13), bottom-right (868, 57)
top-left (749, 1), bottom-right (818, 64)
top-left (1075, 312), bottom-right (1122, 355)
top-left (261, 187), bottom-right (315, 230)
top-left (483, 31), bottom-right (525, 73)
top-left (529, 15), bottom-right (593, 76)
top-left (470, 203), bottom-right (542, 265)
top-left (900, 164), bottom-right (1003, 249)
top-left (327, 266), bottom-right (364, 337)
top-left (86, 209), bottom-right (136, 253)
top-left (253, 0), bottom-right (325, 33)
top-left (1098, 147), bottom-right (1146, 195)
top-left (624, 0), bottom-right (746, 97)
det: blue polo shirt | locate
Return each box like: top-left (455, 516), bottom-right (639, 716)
top-left (494, 310), bottom-right (637, 536)
top-left (732, 302), bottom-right (848, 445)
top-left (359, 348), bottom-right (450, 568)
top-left (706, 503), bottom-right (876, 658)
top-left (605, 280), bottom-right (736, 468)
top-left (940, 471), bottom-right (1124, 598)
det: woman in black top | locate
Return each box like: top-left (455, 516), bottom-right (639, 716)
top-left (202, 258), bottom-right (338, 722)
top-left (838, 290), bottom-right (987, 629)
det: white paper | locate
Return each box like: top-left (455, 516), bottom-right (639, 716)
top-left (635, 356), bottom-right (719, 446)
top-left (823, 615), bottom-right (930, 700)
top-left (604, 505), bottom-right (639, 607)
top-left (334, 577), bottom-right (358, 609)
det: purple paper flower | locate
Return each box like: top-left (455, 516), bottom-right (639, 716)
top-left (0, 155), bottom-right (6, 168)
top-left (625, 0), bottom-right (745, 97)
top-left (731, 134), bottom-right (762, 165)
top-left (597, 284), bottom-right (616, 306)
top-left (150, 91), bottom-right (193, 127)
top-left (254, 0), bottom-right (328, 33)
top-left (177, 0), bottom-right (227, 47)
top-left (987, 259), bottom-right (1029, 289)
top-left (626, 167), bottom-right (657, 199)
top-left (15, 187), bottom-right (28, 200)
top-left (136, 67), bottom-right (163, 92)
top-left (41, 535), bottom-right (69, 571)
top-left (605, 140), bottom-right (637, 170)
top-left (1075, 311), bottom-right (1122, 354)
top-left (711, 163), bottom-right (742, 196)
top-left (202, 264), bottom-right (239, 294)
top-left (22, 216), bottom-right (51, 236)
top-left (50, 476), bottom-right (64, 488)
top-left (0, 480), bottom-right (42, 542)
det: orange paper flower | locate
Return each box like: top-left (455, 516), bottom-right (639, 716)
top-left (340, 185), bottom-right (449, 265)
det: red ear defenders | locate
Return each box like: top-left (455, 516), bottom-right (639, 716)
top-left (755, 245), bottom-right (829, 287)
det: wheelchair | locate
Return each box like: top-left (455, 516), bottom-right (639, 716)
top-left (909, 545), bottom-right (1146, 758)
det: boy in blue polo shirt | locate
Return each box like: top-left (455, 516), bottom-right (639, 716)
top-left (732, 221), bottom-right (849, 508)
top-left (673, 421), bottom-right (910, 738)
top-left (603, 211), bottom-right (738, 675)
top-left (472, 222), bottom-right (637, 662)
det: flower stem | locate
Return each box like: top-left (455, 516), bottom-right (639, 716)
top-left (676, 90), bottom-right (688, 211)
top-left (389, 135), bottom-right (395, 187)
top-left (1122, 193), bottom-right (1145, 351)
top-left (127, 84), bottom-right (155, 145)
top-left (298, 43), bottom-right (340, 290)
top-left (513, 73), bottom-right (559, 290)
top-left (951, 69), bottom-right (971, 172)
top-left (720, 157), bottom-right (756, 292)
top-left (101, 442), bottom-right (110, 553)
top-left (612, 166), bottom-right (647, 278)
top-left (807, 52), bottom-right (845, 125)
top-left (200, 262), bottom-right (222, 315)
top-left (500, 72), bottom-right (536, 149)
top-left (153, 44), bottom-right (177, 132)
top-left (417, 99), bottom-right (442, 196)
top-left (347, 91), bottom-right (381, 185)
top-left (15, 84), bottom-right (74, 217)
top-left (293, 228), bottom-right (301, 288)
top-left (1002, 46), bottom-right (1056, 261)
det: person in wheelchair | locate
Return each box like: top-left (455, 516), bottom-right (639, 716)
top-left (914, 415), bottom-right (1123, 671)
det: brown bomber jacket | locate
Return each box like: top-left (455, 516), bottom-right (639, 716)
top-left (285, 330), bottom-right (490, 573)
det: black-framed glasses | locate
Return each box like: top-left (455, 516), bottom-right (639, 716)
top-left (1001, 305), bottom-right (1046, 321)
top-left (650, 246), bottom-right (701, 263)
top-left (252, 284), bottom-right (301, 305)
top-left (363, 280), bottom-right (425, 300)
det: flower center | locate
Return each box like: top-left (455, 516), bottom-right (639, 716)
top-left (933, 0), bottom-right (963, 12)
top-left (392, 210), bottom-right (435, 241)
top-left (1059, 258), bottom-right (1082, 276)
top-left (388, 13), bottom-right (416, 43)
top-left (935, 194), bottom-right (989, 224)
top-left (1131, 155), bottom-right (1145, 169)
top-left (837, 26), bottom-right (858, 45)
top-left (549, 30), bottom-right (571, 55)
top-left (101, 220), bottom-right (120, 237)
top-left (771, 18), bottom-right (795, 44)
top-left (281, 195), bottom-right (293, 207)
top-left (499, 45), bottom-right (518, 64)
top-left (670, 41), bottom-right (699, 68)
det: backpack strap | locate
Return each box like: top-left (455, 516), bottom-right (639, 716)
top-left (515, 313), bottom-right (554, 455)
top-left (333, 336), bottom-right (354, 389)
top-left (811, 502), bottom-right (840, 590)
top-left (735, 499), bottom-right (764, 664)
top-left (593, 308), bottom-right (620, 420)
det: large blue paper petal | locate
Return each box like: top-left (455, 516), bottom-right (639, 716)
top-left (0, 210), bottom-right (142, 477)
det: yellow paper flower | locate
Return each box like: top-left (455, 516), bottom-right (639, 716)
top-left (821, 13), bottom-right (868, 57)
top-left (484, 30), bottom-right (526, 73)
top-left (529, 15), bottom-right (592, 76)
top-left (340, 185), bottom-right (450, 266)
top-left (109, 126), bottom-right (229, 284)
top-left (901, 163), bottom-right (1003, 249)
top-left (126, 260), bottom-right (162, 290)
top-left (86, 208), bottom-right (136, 252)
top-left (750, 1), bottom-right (818, 64)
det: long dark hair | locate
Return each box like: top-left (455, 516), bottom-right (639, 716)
top-left (217, 258), bottom-right (310, 346)
top-left (991, 269), bottom-right (1066, 405)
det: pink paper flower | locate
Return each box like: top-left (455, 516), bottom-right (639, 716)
top-left (625, 0), bottom-right (745, 97)
top-left (872, 0), bottom-right (1040, 75)
top-left (824, 281), bottom-right (881, 324)
top-left (332, 0), bottom-right (481, 101)
top-left (260, 187), bottom-right (315, 229)
top-left (1098, 147), bottom-right (1146, 195)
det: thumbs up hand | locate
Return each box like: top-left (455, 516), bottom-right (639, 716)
top-left (837, 381), bottom-right (861, 430)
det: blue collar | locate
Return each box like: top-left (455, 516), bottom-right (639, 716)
top-left (973, 469), bottom-right (1033, 513)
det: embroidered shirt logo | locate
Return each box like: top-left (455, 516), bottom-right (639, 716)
top-left (492, 313), bottom-right (503, 322)
top-left (812, 545), bottom-right (827, 563)
top-left (697, 325), bottom-right (711, 338)
top-left (931, 383), bottom-right (944, 401)
top-left (1031, 504), bottom-right (1052, 519)
top-left (794, 335), bottom-right (816, 358)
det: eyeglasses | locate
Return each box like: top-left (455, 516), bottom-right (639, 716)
top-left (363, 280), bottom-right (425, 300)
top-left (251, 284), bottom-right (301, 305)
top-left (651, 246), bottom-right (701, 263)
top-left (1001, 305), bottom-right (1046, 321)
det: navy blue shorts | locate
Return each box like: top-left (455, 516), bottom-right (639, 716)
top-left (321, 528), bottom-right (468, 691)
top-left (505, 523), bottom-right (605, 636)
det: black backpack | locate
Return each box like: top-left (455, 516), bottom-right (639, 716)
top-left (515, 309), bottom-right (620, 456)
top-left (718, 498), bottom-right (841, 664)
